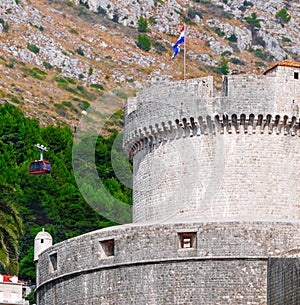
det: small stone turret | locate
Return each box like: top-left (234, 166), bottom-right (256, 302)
top-left (34, 228), bottom-right (53, 262)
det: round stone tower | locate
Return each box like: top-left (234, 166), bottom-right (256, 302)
top-left (35, 61), bottom-right (300, 305)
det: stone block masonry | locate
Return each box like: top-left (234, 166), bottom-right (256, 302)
top-left (36, 222), bottom-right (300, 305)
top-left (36, 61), bottom-right (300, 304)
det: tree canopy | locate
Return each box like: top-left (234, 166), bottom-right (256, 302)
top-left (0, 103), bottom-right (132, 281)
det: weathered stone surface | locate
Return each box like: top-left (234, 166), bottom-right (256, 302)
top-left (37, 65), bottom-right (300, 304)
top-left (36, 222), bottom-right (300, 305)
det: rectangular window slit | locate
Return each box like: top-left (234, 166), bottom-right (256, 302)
top-left (294, 72), bottom-right (299, 79)
top-left (99, 239), bottom-right (115, 258)
top-left (49, 253), bottom-right (57, 272)
top-left (178, 232), bottom-right (197, 249)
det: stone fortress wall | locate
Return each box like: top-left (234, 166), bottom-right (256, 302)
top-left (35, 222), bottom-right (300, 305)
top-left (36, 61), bottom-right (300, 305)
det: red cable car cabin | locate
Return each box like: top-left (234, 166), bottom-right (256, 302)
top-left (28, 160), bottom-right (51, 175)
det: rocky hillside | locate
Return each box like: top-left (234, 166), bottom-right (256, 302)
top-left (0, 0), bottom-right (300, 126)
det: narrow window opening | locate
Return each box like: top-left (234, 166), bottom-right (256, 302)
top-left (178, 232), bottom-right (196, 249)
top-left (294, 72), bottom-right (299, 79)
top-left (99, 239), bottom-right (115, 258)
top-left (222, 76), bottom-right (228, 96)
top-left (41, 239), bottom-right (44, 244)
top-left (49, 253), bottom-right (57, 272)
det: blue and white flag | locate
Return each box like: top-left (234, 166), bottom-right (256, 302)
top-left (171, 25), bottom-right (185, 60)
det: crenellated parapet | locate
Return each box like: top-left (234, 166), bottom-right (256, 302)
top-left (124, 113), bottom-right (300, 158)
top-left (124, 70), bottom-right (300, 159)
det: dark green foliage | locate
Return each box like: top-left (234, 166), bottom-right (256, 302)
top-left (137, 17), bottom-right (148, 33)
top-left (69, 28), bottom-right (79, 35)
top-left (174, 9), bottom-right (195, 25)
top-left (43, 61), bottom-right (53, 70)
top-left (282, 37), bottom-right (292, 43)
top-left (75, 48), bottom-right (85, 56)
top-left (0, 183), bottom-right (23, 274)
top-left (112, 10), bottom-right (119, 23)
top-left (152, 41), bottom-right (167, 55)
top-left (218, 56), bottom-right (229, 75)
top-left (221, 50), bottom-right (232, 57)
top-left (90, 83), bottom-right (104, 90)
top-left (239, 1), bottom-right (253, 11)
top-left (245, 12), bottom-right (261, 30)
top-left (0, 18), bottom-right (9, 32)
top-left (227, 33), bottom-right (237, 42)
top-left (248, 48), bottom-right (274, 61)
top-left (0, 103), bottom-right (132, 281)
top-left (252, 34), bottom-right (266, 47)
top-left (97, 6), bottom-right (107, 15)
top-left (275, 8), bottom-right (291, 24)
top-left (215, 28), bottom-right (225, 37)
top-left (136, 34), bottom-right (151, 52)
top-left (79, 0), bottom-right (89, 9)
top-left (148, 16), bottom-right (157, 25)
top-left (230, 57), bottom-right (245, 65)
top-left (188, 7), bottom-right (203, 19)
top-left (27, 44), bottom-right (40, 54)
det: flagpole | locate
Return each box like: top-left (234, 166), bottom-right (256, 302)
top-left (184, 24), bottom-right (186, 80)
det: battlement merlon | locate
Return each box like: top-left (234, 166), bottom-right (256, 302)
top-left (124, 76), bottom-right (216, 146)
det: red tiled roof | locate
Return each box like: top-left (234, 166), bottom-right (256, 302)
top-left (263, 60), bottom-right (300, 74)
top-left (1, 275), bottom-right (22, 284)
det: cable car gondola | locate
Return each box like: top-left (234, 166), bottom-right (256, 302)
top-left (28, 160), bottom-right (51, 175)
top-left (28, 144), bottom-right (51, 175)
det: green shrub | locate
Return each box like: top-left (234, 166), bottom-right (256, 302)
top-left (282, 37), bottom-right (292, 43)
top-left (10, 96), bottom-right (20, 104)
top-left (218, 56), bottom-right (229, 75)
top-left (90, 83), bottom-right (104, 90)
top-left (245, 12), bottom-right (261, 30)
top-left (230, 57), bottom-right (245, 65)
top-left (97, 6), bottom-right (107, 15)
top-left (31, 67), bottom-right (47, 75)
top-left (188, 7), bottom-right (203, 19)
top-left (43, 61), bottom-right (53, 70)
top-left (227, 33), bottom-right (237, 42)
top-left (215, 28), bottom-right (225, 37)
top-left (148, 16), bottom-right (157, 25)
top-left (65, 77), bottom-right (77, 84)
top-left (275, 8), bottom-right (291, 24)
top-left (79, 0), bottom-right (89, 9)
top-left (112, 10), bottom-right (119, 23)
top-left (54, 77), bottom-right (68, 84)
top-left (221, 50), bottom-right (232, 57)
top-left (136, 34), bottom-right (151, 51)
top-left (75, 48), bottom-right (85, 56)
top-left (137, 17), bottom-right (148, 33)
top-left (152, 41), bottom-right (167, 54)
top-left (69, 28), bottom-right (79, 35)
top-left (27, 44), bottom-right (40, 54)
